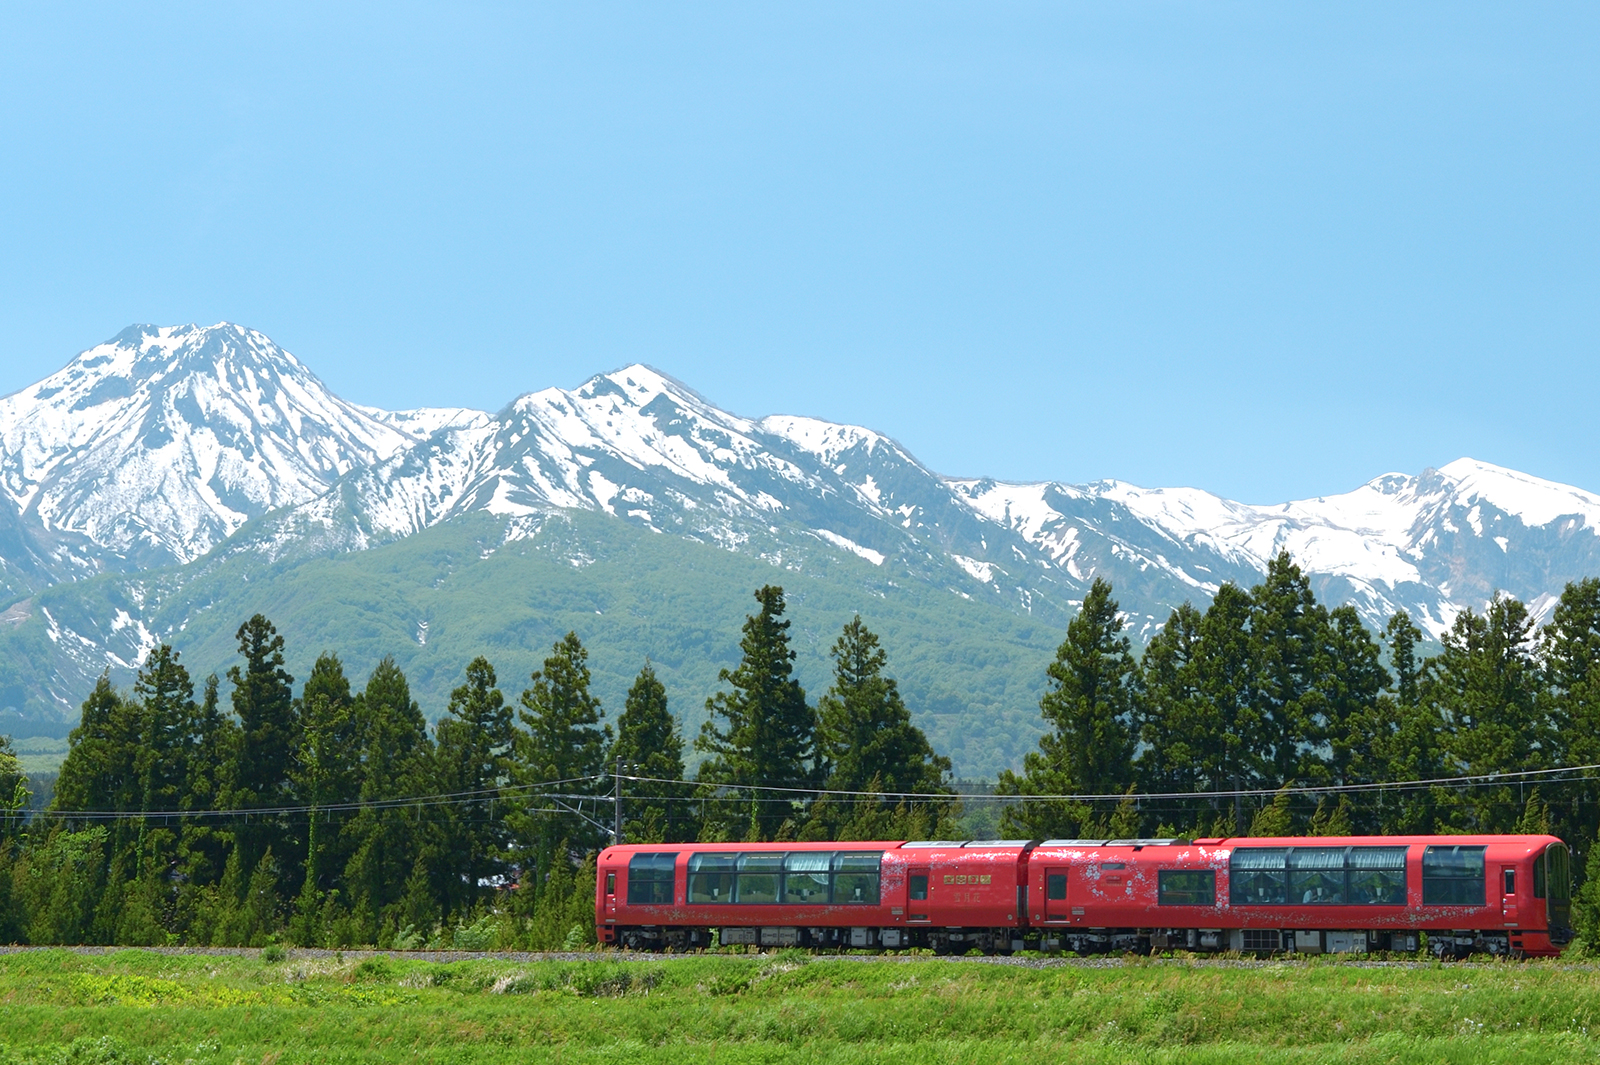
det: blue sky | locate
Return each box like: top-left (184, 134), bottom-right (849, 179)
top-left (1, 3), bottom-right (1595, 503)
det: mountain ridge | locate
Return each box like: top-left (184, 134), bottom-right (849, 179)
top-left (1, 323), bottom-right (1598, 772)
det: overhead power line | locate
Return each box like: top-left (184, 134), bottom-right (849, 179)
top-left (17, 762), bottom-right (1600, 823)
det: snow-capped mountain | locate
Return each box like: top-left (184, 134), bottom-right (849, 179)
top-left (951, 460), bottom-right (1600, 635)
top-left (220, 354), bottom-right (1600, 641)
top-left (3, 322), bottom-right (1600, 751)
top-left (247, 364), bottom-right (997, 574)
top-left (0, 323), bottom-right (484, 588)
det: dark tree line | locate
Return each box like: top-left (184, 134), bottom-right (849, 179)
top-left (998, 554), bottom-right (1600, 942)
top-left (0, 586), bottom-right (952, 948)
top-left (4, 557), bottom-right (1600, 949)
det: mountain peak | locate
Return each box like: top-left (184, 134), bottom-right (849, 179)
top-left (1437, 457), bottom-right (1600, 529)
top-left (0, 323), bottom-right (421, 570)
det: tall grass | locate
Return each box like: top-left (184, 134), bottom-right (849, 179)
top-left (0, 950), bottom-right (1597, 1063)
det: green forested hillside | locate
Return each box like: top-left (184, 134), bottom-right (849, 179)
top-left (0, 511), bottom-right (1060, 777)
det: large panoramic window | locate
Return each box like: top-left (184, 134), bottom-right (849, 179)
top-left (1230, 848), bottom-right (1289, 905)
top-left (1346, 847), bottom-right (1407, 904)
top-left (625, 852), bottom-right (677, 905)
top-left (831, 852), bottom-right (882, 904)
top-left (782, 852), bottom-right (831, 904)
top-left (1230, 846), bottom-right (1408, 906)
top-left (684, 851), bottom-right (883, 904)
top-left (1422, 845), bottom-right (1486, 906)
top-left (735, 853), bottom-right (783, 904)
top-left (686, 853), bottom-right (736, 903)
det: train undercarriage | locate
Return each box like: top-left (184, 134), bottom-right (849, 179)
top-left (607, 924), bottom-right (1524, 957)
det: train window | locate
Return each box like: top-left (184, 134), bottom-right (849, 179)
top-left (606, 873), bottom-right (615, 896)
top-left (1286, 847), bottom-right (1345, 905)
top-left (1101, 863), bottom-right (1126, 871)
top-left (1548, 845), bottom-right (1571, 903)
top-left (832, 852), bottom-right (882, 904)
top-left (1046, 874), bottom-right (1067, 901)
top-left (783, 852), bottom-right (832, 904)
top-left (735, 853), bottom-right (783, 904)
top-left (687, 853), bottom-right (736, 903)
top-left (1158, 870), bottom-right (1215, 906)
top-left (1422, 845), bottom-right (1486, 906)
top-left (909, 874), bottom-right (929, 901)
top-left (1535, 854), bottom-right (1547, 899)
top-left (1347, 847), bottom-right (1407, 905)
top-left (1504, 869), bottom-right (1516, 895)
top-left (1229, 848), bottom-right (1288, 905)
top-left (626, 853), bottom-right (676, 905)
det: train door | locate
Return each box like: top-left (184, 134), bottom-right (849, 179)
top-left (907, 866), bottom-right (931, 922)
top-left (1500, 865), bottom-right (1519, 926)
top-left (1043, 866), bottom-right (1071, 923)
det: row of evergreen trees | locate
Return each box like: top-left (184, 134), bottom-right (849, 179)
top-left (1, 552), bottom-right (1599, 948)
top-left (1000, 555), bottom-right (1600, 842)
top-left (0, 585), bottom-right (954, 947)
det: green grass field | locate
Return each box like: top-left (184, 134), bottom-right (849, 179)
top-left (0, 949), bottom-right (1597, 1064)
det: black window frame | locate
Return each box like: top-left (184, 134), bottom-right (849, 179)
top-left (1229, 847), bottom-right (1289, 905)
top-left (1158, 869), bottom-right (1215, 906)
top-left (686, 853), bottom-right (737, 903)
top-left (831, 851), bottom-right (882, 905)
top-left (626, 852), bottom-right (678, 905)
top-left (1230, 845), bottom-right (1408, 906)
top-left (1422, 845), bottom-right (1486, 907)
top-left (685, 851), bottom-right (881, 905)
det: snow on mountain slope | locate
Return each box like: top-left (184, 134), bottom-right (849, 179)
top-left (270, 366), bottom-right (910, 546)
top-left (947, 459), bottom-right (1600, 634)
top-left (0, 323), bottom-right (484, 573)
top-left (4, 322), bottom-right (1600, 660)
top-left (1432, 458), bottom-right (1600, 531)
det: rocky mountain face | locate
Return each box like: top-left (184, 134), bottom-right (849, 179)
top-left (2, 323), bottom-right (1598, 760)
top-left (0, 323), bottom-right (481, 596)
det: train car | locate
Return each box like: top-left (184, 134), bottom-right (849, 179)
top-left (596, 833), bottom-right (1572, 957)
top-left (1026, 834), bottom-right (1572, 957)
top-left (596, 839), bottom-right (1031, 952)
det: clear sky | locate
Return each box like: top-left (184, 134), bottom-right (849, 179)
top-left (1, 3), bottom-right (1594, 503)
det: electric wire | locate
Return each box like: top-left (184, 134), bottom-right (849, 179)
top-left (16, 761), bottom-right (1600, 823)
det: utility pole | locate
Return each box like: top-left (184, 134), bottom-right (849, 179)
top-left (614, 757), bottom-right (623, 845)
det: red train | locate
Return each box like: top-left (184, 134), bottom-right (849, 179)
top-left (596, 834), bottom-right (1572, 957)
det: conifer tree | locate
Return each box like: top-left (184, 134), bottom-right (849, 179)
top-left (226, 615), bottom-right (298, 877)
top-left (812, 617), bottom-right (951, 839)
top-left (1307, 794), bottom-right (1354, 836)
top-left (0, 734), bottom-right (25, 849)
top-left (290, 653), bottom-right (361, 941)
top-left (434, 656), bottom-right (515, 914)
top-left (1318, 606), bottom-right (1389, 789)
top-left (176, 674), bottom-right (238, 917)
top-left (1426, 594), bottom-right (1546, 832)
top-left (0, 736), bottom-right (27, 944)
top-left (696, 586), bottom-right (818, 841)
top-left (998, 578), bottom-right (1136, 839)
top-left (53, 674), bottom-right (139, 819)
top-left (1543, 579), bottom-right (1600, 865)
top-left (1192, 585), bottom-right (1259, 833)
top-left (1346, 613), bottom-right (1444, 833)
top-left (51, 674), bottom-right (140, 937)
top-left (512, 633), bottom-right (611, 900)
top-left (343, 656), bottom-right (434, 944)
top-left (1248, 552), bottom-right (1332, 788)
top-left (1135, 603), bottom-right (1213, 830)
top-left (1248, 786), bottom-right (1294, 837)
top-left (611, 661), bottom-right (695, 843)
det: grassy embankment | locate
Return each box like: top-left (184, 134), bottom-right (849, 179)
top-left (0, 949), bottom-right (1597, 1064)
